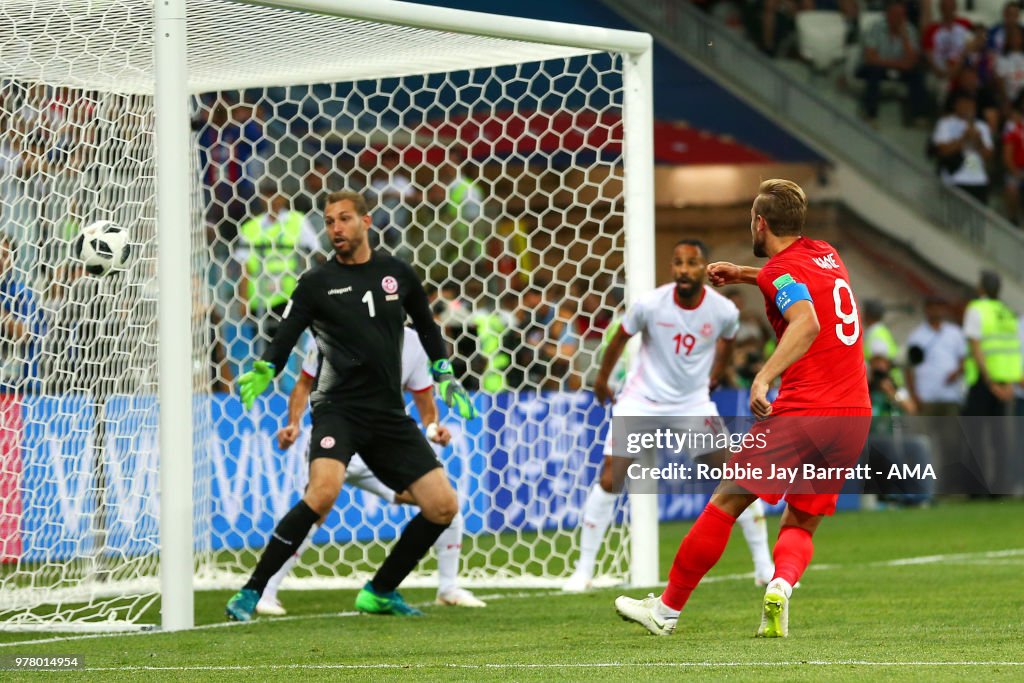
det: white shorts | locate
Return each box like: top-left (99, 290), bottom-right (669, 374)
top-left (604, 393), bottom-right (728, 459)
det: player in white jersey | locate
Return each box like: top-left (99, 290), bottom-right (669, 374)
top-left (563, 240), bottom-right (774, 592)
top-left (256, 327), bottom-right (485, 615)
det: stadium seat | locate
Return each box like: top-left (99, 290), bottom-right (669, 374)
top-left (797, 10), bottom-right (848, 72)
top-left (972, 0), bottom-right (1007, 26)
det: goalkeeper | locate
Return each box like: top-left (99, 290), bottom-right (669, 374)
top-left (227, 190), bottom-right (477, 621)
top-left (255, 330), bottom-right (485, 614)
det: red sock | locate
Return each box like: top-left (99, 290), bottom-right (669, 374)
top-left (772, 525), bottom-right (814, 586)
top-left (661, 503), bottom-right (736, 611)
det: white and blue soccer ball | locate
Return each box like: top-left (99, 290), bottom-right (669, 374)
top-left (73, 220), bottom-right (130, 276)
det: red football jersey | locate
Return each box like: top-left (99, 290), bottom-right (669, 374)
top-left (756, 237), bottom-right (870, 410)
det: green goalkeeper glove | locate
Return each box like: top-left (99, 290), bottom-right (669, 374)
top-left (431, 359), bottom-right (477, 420)
top-left (237, 361), bottom-right (275, 411)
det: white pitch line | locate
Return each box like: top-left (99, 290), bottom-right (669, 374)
top-left (1, 546), bottom-right (1021, 650)
top-left (0, 590), bottom-right (560, 649)
top-left (74, 661), bottom-right (1024, 672)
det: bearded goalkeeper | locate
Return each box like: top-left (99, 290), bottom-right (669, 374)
top-left (226, 190), bottom-right (477, 620)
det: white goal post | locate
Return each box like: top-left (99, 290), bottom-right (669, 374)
top-left (0, 0), bottom-right (654, 632)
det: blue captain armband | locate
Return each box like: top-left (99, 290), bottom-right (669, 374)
top-left (774, 281), bottom-right (812, 314)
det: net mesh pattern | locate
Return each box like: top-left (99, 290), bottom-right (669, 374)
top-left (0, 0), bottom-right (634, 630)
top-left (1, 0), bottom-right (596, 94)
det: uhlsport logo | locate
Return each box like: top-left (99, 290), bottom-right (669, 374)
top-left (381, 276), bottom-right (398, 294)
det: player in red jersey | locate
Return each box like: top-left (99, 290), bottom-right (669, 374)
top-left (615, 179), bottom-right (871, 638)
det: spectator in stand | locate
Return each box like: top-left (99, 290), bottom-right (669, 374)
top-left (435, 279), bottom-right (474, 329)
top-left (932, 89), bottom-right (994, 203)
top-left (193, 92), bottom-right (270, 244)
top-left (988, 1), bottom-right (1024, 53)
top-left (293, 156), bottom-right (334, 238)
top-left (958, 24), bottom-right (1001, 130)
top-left (550, 298), bottom-right (582, 390)
top-left (923, 0), bottom-right (975, 83)
top-left (428, 148), bottom-right (484, 281)
top-left (572, 289), bottom-right (613, 389)
top-left (865, 353), bottom-right (934, 506)
top-left (504, 286), bottom-right (556, 390)
top-left (905, 296), bottom-right (966, 481)
top-left (1002, 92), bottom-right (1024, 223)
top-left (857, 0), bottom-right (929, 126)
top-left (367, 148), bottom-right (419, 255)
top-left (234, 180), bottom-right (321, 350)
top-left (487, 217), bottom-right (534, 292)
top-left (192, 275), bottom-right (234, 394)
top-left (996, 25), bottom-right (1024, 111)
top-left (906, 296), bottom-right (966, 414)
top-left (0, 237), bottom-right (42, 394)
top-left (748, 0), bottom-right (814, 57)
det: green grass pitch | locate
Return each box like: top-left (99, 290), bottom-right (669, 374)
top-left (1, 499), bottom-right (1022, 681)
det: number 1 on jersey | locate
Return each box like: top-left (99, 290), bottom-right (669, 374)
top-left (362, 290), bottom-right (376, 318)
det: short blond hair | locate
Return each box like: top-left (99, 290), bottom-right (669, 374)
top-left (753, 179), bottom-right (806, 236)
top-left (324, 190), bottom-right (369, 216)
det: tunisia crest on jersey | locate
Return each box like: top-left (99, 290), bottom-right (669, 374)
top-left (381, 276), bottom-right (398, 294)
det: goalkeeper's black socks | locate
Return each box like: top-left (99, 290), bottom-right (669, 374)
top-left (371, 513), bottom-right (449, 594)
top-left (243, 500), bottom-right (320, 594)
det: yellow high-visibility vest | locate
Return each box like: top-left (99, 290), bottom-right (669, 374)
top-left (964, 298), bottom-right (1023, 385)
top-left (240, 211), bottom-right (306, 311)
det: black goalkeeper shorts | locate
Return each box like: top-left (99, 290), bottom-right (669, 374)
top-left (309, 402), bottom-right (442, 493)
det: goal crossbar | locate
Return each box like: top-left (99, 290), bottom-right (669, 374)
top-left (2, 0), bottom-right (651, 95)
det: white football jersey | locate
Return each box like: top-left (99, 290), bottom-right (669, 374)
top-left (301, 327), bottom-right (432, 393)
top-left (619, 284), bottom-right (739, 406)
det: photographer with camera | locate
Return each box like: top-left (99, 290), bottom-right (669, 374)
top-left (904, 296), bottom-right (967, 494)
top-left (867, 355), bottom-right (934, 506)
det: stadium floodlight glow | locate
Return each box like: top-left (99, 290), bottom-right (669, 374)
top-left (0, 0), bottom-right (654, 631)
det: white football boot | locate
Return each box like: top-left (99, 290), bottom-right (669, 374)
top-left (562, 570), bottom-right (593, 593)
top-left (756, 578), bottom-right (791, 638)
top-left (614, 594), bottom-right (677, 636)
top-left (255, 596), bottom-right (287, 617)
top-left (436, 587), bottom-right (487, 608)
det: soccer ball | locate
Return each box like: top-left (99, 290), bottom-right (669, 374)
top-left (73, 220), bottom-right (130, 276)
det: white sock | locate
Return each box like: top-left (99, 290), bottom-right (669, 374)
top-left (655, 596), bottom-right (680, 619)
top-left (574, 482), bottom-right (618, 579)
top-left (766, 577), bottom-right (793, 599)
top-left (262, 524), bottom-right (318, 602)
top-left (435, 510), bottom-right (463, 595)
top-left (737, 499), bottom-right (773, 578)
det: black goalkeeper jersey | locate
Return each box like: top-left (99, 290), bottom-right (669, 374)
top-left (261, 250), bottom-right (446, 413)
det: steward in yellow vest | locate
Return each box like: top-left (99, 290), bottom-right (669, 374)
top-left (962, 270), bottom-right (1022, 416)
top-left (236, 184), bottom-right (320, 316)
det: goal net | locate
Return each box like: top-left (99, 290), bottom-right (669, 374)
top-left (0, 0), bottom-right (652, 630)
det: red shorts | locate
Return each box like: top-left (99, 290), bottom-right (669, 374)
top-left (727, 407), bottom-right (872, 516)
